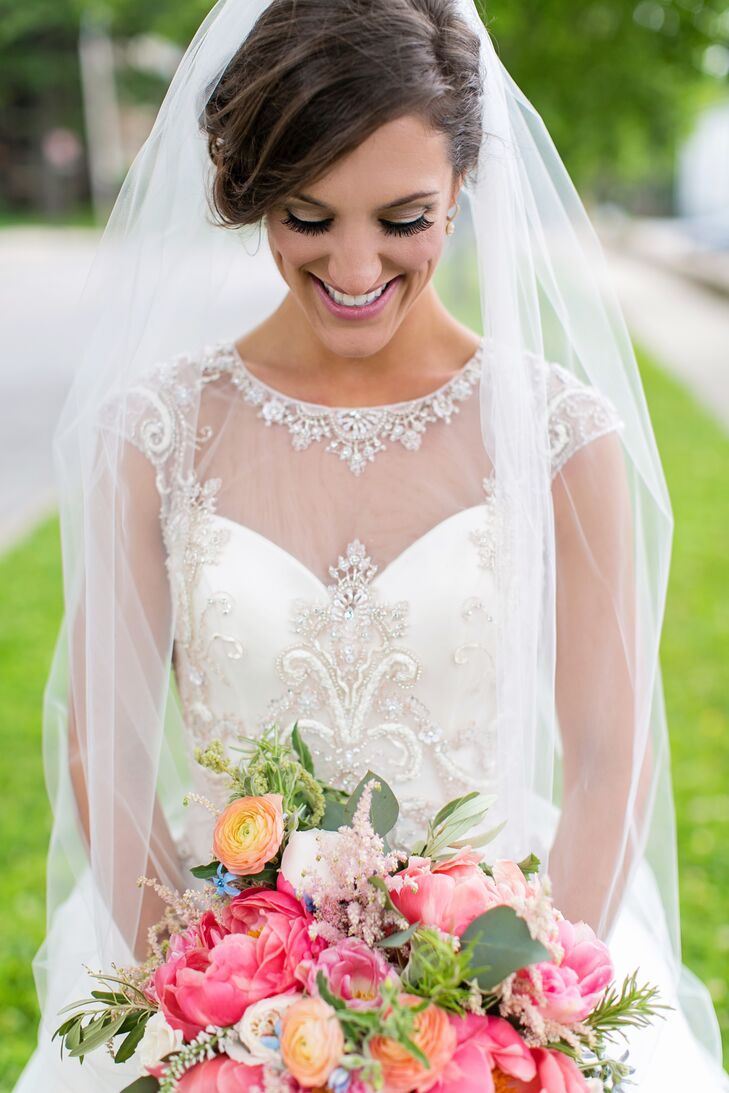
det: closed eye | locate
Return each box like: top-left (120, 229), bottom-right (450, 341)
top-left (279, 211), bottom-right (434, 238)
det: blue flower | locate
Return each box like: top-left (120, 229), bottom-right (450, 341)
top-left (328, 1067), bottom-right (351, 1093)
top-left (303, 895), bottom-right (316, 914)
top-left (208, 862), bottom-right (240, 896)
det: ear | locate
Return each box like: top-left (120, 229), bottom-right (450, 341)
top-left (450, 170), bottom-right (466, 207)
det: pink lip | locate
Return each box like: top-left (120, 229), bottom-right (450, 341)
top-left (310, 273), bottom-right (401, 320)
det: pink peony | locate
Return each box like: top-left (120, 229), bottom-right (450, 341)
top-left (177, 1055), bottom-right (265, 1092)
top-left (524, 919), bottom-right (614, 1026)
top-left (144, 911), bottom-right (229, 1007)
top-left (153, 948), bottom-right (214, 1041)
top-left (223, 878), bottom-right (318, 939)
top-left (429, 1013), bottom-right (536, 1093)
top-left (304, 937), bottom-right (397, 1008)
top-left (387, 850), bottom-right (504, 936)
top-left (154, 885), bottom-right (324, 1040)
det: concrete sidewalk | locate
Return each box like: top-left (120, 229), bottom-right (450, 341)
top-left (0, 226), bottom-right (285, 554)
top-left (601, 241), bottom-right (729, 432)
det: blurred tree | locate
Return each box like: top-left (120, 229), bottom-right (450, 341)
top-left (478, 0), bottom-right (729, 200)
top-left (0, 0), bottom-right (727, 214)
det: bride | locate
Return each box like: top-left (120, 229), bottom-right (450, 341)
top-left (13, 0), bottom-right (729, 1089)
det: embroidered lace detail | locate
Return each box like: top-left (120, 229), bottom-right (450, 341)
top-left (214, 339), bottom-right (485, 476)
top-left (256, 538), bottom-right (496, 825)
top-left (544, 361), bottom-right (624, 478)
top-left (114, 349), bottom-right (250, 755)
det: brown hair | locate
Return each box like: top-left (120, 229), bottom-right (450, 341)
top-left (201, 0), bottom-right (483, 228)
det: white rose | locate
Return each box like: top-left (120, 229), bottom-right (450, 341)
top-left (226, 992), bottom-right (303, 1064)
top-left (585, 1081), bottom-right (604, 1093)
top-left (138, 1011), bottom-right (184, 1071)
top-left (279, 828), bottom-right (343, 897)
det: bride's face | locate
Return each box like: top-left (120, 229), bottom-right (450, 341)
top-left (265, 113), bottom-right (461, 357)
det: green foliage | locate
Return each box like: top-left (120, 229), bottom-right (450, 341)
top-left (198, 723), bottom-right (326, 829)
top-left (417, 791), bottom-right (496, 858)
top-left (585, 970), bottom-right (670, 1035)
top-left (460, 906), bottom-right (550, 992)
top-left (402, 927), bottom-right (482, 1014)
top-left (120, 1078), bottom-right (160, 1093)
top-left (478, 0), bottom-right (728, 194)
top-left (344, 772), bottom-right (399, 836)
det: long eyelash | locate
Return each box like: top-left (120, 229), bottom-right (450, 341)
top-left (280, 211), bottom-right (435, 237)
top-left (381, 215), bottom-right (434, 237)
top-left (280, 213), bottom-right (331, 236)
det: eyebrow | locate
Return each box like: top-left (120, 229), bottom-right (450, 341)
top-left (290, 190), bottom-right (439, 210)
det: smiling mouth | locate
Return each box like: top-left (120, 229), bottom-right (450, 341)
top-left (311, 273), bottom-right (398, 308)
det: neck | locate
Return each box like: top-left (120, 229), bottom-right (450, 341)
top-left (236, 283), bottom-right (479, 407)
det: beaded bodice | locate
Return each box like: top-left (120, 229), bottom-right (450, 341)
top-left (123, 337), bottom-right (623, 861)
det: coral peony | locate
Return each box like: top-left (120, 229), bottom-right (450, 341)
top-left (176, 1054), bottom-right (265, 1092)
top-left (280, 996), bottom-right (345, 1088)
top-left (528, 1047), bottom-right (590, 1092)
top-left (304, 937), bottom-right (397, 1008)
top-left (429, 1013), bottom-right (536, 1093)
top-left (213, 793), bottom-right (284, 875)
top-left (144, 911), bottom-right (229, 1007)
top-left (154, 888), bottom-right (321, 1042)
top-left (522, 919), bottom-right (614, 1027)
top-left (153, 948), bottom-right (215, 1041)
top-left (370, 994), bottom-right (456, 1093)
top-left (222, 882), bottom-right (325, 979)
top-left (387, 849), bottom-right (503, 936)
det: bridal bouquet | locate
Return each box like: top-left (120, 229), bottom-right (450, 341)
top-left (53, 726), bottom-right (664, 1093)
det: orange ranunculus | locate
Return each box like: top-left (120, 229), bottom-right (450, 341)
top-left (279, 996), bottom-right (344, 1088)
top-left (212, 793), bottom-right (284, 875)
top-left (370, 994), bottom-right (457, 1093)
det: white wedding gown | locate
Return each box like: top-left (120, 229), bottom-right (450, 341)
top-left (14, 337), bottom-right (729, 1091)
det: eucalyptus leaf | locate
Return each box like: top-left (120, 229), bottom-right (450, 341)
top-left (375, 921), bottom-right (420, 948)
top-left (190, 860), bottom-right (220, 880)
top-left (291, 723), bottom-right (315, 774)
top-left (461, 906), bottom-right (550, 991)
top-left (321, 796), bottom-right (348, 830)
top-left (344, 771), bottom-right (399, 835)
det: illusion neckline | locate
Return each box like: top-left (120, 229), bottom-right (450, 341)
top-left (225, 336), bottom-right (486, 413)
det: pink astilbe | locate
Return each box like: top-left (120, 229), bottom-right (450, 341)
top-left (305, 781), bottom-right (402, 947)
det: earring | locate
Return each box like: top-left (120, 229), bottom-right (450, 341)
top-left (445, 201), bottom-right (460, 236)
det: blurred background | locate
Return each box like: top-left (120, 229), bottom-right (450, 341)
top-left (0, 0), bottom-right (728, 1087)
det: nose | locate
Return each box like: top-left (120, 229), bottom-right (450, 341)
top-left (324, 226), bottom-right (385, 296)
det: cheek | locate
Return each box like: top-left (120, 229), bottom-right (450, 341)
top-left (267, 224), bottom-right (322, 269)
top-left (395, 230), bottom-right (445, 272)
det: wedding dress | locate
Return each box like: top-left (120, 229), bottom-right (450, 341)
top-left (14, 336), bottom-right (729, 1091)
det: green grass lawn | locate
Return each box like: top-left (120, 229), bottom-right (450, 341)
top-left (0, 348), bottom-right (727, 1088)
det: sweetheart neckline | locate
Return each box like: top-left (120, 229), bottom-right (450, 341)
top-left (208, 504), bottom-right (490, 592)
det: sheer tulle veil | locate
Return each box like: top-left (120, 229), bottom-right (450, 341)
top-left (23, 0), bottom-right (726, 1085)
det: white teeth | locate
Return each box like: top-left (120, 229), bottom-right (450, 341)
top-left (322, 279), bottom-right (390, 307)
